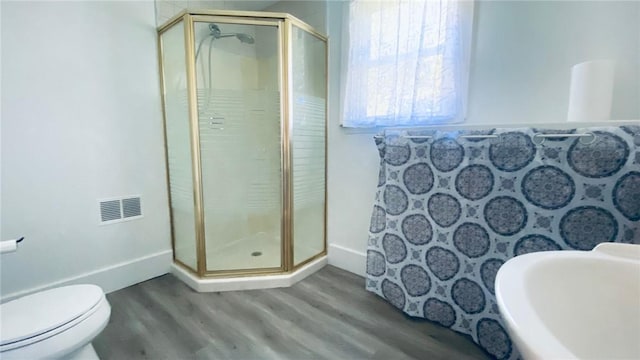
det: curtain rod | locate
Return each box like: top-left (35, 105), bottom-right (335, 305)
top-left (374, 132), bottom-right (600, 145)
top-left (345, 120), bottom-right (639, 135)
top-left (373, 133), bottom-right (594, 139)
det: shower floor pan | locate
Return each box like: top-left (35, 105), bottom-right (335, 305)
top-left (173, 232), bottom-right (327, 292)
top-left (172, 255), bottom-right (327, 292)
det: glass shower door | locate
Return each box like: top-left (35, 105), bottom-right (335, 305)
top-left (291, 25), bottom-right (327, 266)
top-left (192, 18), bottom-right (283, 272)
top-left (160, 21), bottom-right (198, 272)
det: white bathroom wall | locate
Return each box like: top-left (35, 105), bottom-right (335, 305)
top-left (0, 1), bottom-right (172, 300)
top-left (264, 0), bottom-right (326, 33)
top-left (326, 0), bottom-right (640, 276)
top-left (155, 0), bottom-right (281, 26)
top-left (325, 0), bottom-right (375, 275)
top-left (467, 0), bottom-right (640, 125)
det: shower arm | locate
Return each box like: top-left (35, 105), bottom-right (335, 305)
top-left (193, 24), bottom-right (256, 113)
top-left (195, 36), bottom-right (208, 63)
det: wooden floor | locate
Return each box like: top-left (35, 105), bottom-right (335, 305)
top-left (93, 266), bottom-right (489, 360)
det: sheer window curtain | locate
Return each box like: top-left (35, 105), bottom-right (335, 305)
top-left (342, 0), bottom-right (466, 128)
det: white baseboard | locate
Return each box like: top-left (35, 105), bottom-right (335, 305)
top-left (328, 244), bottom-right (366, 277)
top-left (172, 256), bottom-right (328, 292)
top-left (1, 249), bottom-right (172, 302)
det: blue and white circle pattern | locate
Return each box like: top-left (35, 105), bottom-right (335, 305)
top-left (425, 246), bottom-right (460, 281)
top-left (621, 125), bottom-right (640, 137)
top-left (369, 205), bottom-right (386, 233)
top-left (382, 233), bottom-right (407, 263)
top-left (366, 250), bottom-right (386, 276)
top-left (568, 131), bottom-right (629, 178)
top-left (367, 126), bottom-right (637, 360)
top-left (455, 165), bottom-right (494, 200)
top-left (431, 138), bottom-right (464, 172)
top-left (401, 214), bottom-right (433, 245)
top-left (560, 206), bottom-right (618, 250)
top-left (384, 185), bottom-right (408, 216)
top-left (403, 163), bottom-right (434, 195)
top-left (423, 298), bottom-right (456, 327)
top-left (477, 318), bottom-right (512, 360)
top-left (514, 234), bottom-right (561, 256)
top-left (451, 278), bottom-right (486, 314)
top-left (522, 166), bottom-right (575, 209)
top-left (381, 279), bottom-right (406, 309)
top-left (480, 259), bottom-right (504, 295)
top-left (453, 223), bottom-right (490, 258)
top-left (484, 196), bottom-right (528, 236)
top-left (400, 265), bottom-right (431, 297)
top-left (385, 143), bottom-right (411, 166)
top-left (613, 171), bottom-right (640, 221)
top-left (489, 132), bottom-right (535, 172)
top-left (428, 193), bottom-right (461, 227)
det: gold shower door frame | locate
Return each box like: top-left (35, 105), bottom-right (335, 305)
top-left (157, 10), bottom-right (328, 278)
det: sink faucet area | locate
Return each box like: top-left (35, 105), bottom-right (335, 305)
top-left (496, 243), bottom-right (640, 359)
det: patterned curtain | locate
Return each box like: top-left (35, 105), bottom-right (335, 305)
top-left (366, 126), bottom-right (640, 359)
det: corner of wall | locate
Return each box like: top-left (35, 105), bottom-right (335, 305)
top-left (328, 244), bottom-right (366, 277)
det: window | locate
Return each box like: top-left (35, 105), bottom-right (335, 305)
top-left (341, 0), bottom-right (473, 128)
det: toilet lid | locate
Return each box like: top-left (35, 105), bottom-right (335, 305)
top-left (0, 284), bottom-right (104, 346)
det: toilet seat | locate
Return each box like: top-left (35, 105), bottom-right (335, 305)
top-left (1, 285), bottom-right (103, 348)
top-left (0, 284), bottom-right (110, 359)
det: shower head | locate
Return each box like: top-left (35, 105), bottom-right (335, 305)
top-left (208, 23), bottom-right (222, 38)
top-left (235, 33), bottom-right (255, 44)
top-left (207, 23), bottom-right (254, 45)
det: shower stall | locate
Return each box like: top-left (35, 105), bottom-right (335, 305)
top-left (157, 10), bottom-right (327, 288)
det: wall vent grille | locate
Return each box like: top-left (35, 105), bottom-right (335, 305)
top-left (122, 197), bottom-right (142, 218)
top-left (99, 195), bottom-right (143, 225)
top-left (100, 200), bottom-right (121, 222)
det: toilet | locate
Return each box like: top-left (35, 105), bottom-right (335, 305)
top-left (0, 284), bottom-right (111, 359)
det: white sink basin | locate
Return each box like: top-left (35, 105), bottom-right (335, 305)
top-left (496, 243), bottom-right (640, 359)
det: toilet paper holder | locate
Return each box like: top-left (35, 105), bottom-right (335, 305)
top-left (1, 236), bottom-right (24, 254)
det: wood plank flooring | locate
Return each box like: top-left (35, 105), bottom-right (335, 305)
top-left (93, 266), bottom-right (490, 360)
